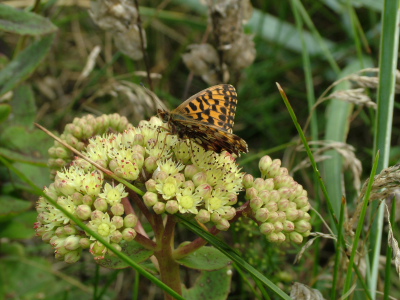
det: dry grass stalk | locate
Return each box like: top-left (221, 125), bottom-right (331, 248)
top-left (385, 203), bottom-right (400, 278)
top-left (290, 282), bottom-right (326, 300)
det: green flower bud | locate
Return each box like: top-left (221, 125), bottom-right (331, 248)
top-left (285, 209), bottom-right (299, 221)
top-left (112, 216), bottom-right (124, 228)
top-left (64, 249), bottom-right (82, 263)
top-left (277, 199), bottom-right (290, 211)
top-left (122, 228), bottom-right (137, 241)
top-left (79, 238), bottom-right (91, 249)
top-left (267, 232), bottom-right (279, 242)
top-left (55, 246), bottom-right (69, 256)
top-left (195, 209), bottom-right (211, 223)
top-left (82, 195), bottom-right (94, 206)
top-left (108, 243), bottom-right (122, 256)
top-left (154, 170), bottom-right (168, 182)
top-left (55, 147), bottom-right (69, 159)
top-left (111, 203), bottom-right (125, 216)
top-left (90, 241), bottom-right (107, 257)
top-left (144, 156), bottom-right (158, 174)
top-left (299, 202), bottom-right (311, 212)
top-left (276, 232), bottom-right (286, 243)
top-left (255, 208), bottom-right (269, 222)
top-left (76, 204), bottom-right (92, 220)
top-left (253, 178), bottom-right (266, 191)
top-left (215, 218), bottom-right (230, 231)
top-left (143, 192), bottom-right (158, 207)
top-left (42, 231), bottom-right (55, 242)
top-left (145, 179), bottom-right (157, 192)
top-left (184, 165), bottom-right (199, 179)
top-left (182, 180), bottom-right (195, 190)
top-left (303, 212), bottom-right (311, 221)
top-left (124, 214), bottom-right (138, 228)
top-left (227, 193), bottom-right (238, 205)
top-left (293, 195), bottom-right (308, 208)
top-left (221, 207), bottom-right (236, 220)
top-left (91, 210), bottom-right (104, 220)
top-left (64, 224), bottom-right (77, 235)
top-left (110, 230), bottom-right (123, 243)
top-left (278, 187), bottom-right (291, 200)
top-left (245, 187), bottom-right (258, 200)
top-left (153, 202), bottom-right (166, 214)
top-left (211, 212), bottom-right (222, 223)
top-left (302, 230), bottom-right (311, 237)
top-left (54, 158), bottom-right (67, 168)
top-left (94, 198), bottom-right (108, 212)
top-left (55, 227), bottom-right (66, 237)
top-left (242, 174), bottom-right (254, 189)
top-left (260, 222), bottom-right (274, 235)
top-left (273, 221), bottom-right (283, 232)
top-left (295, 220), bottom-right (311, 233)
top-left (250, 197), bottom-right (263, 210)
top-left (267, 211), bottom-right (279, 222)
top-left (259, 156), bottom-right (272, 174)
top-left (265, 201), bottom-right (278, 212)
top-left (283, 220), bottom-right (295, 232)
top-left (166, 200), bottom-right (179, 214)
top-left (71, 192), bottom-right (83, 205)
top-left (64, 236), bottom-right (81, 250)
top-left (132, 144), bottom-right (146, 158)
top-left (173, 173), bottom-right (185, 185)
top-left (133, 134), bottom-right (144, 146)
top-left (192, 172), bottom-right (207, 186)
top-left (277, 211), bottom-right (286, 222)
top-left (289, 232), bottom-right (303, 244)
top-left (269, 190), bottom-right (280, 202)
top-left (258, 190), bottom-right (270, 204)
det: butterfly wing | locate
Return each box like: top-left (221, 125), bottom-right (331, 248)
top-left (172, 84), bottom-right (237, 133)
top-left (170, 118), bottom-right (248, 155)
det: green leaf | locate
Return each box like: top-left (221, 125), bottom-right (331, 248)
top-left (96, 240), bottom-right (154, 269)
top-left (0, 211), bottom-right (37, 239)
top-left (0, 104), bottom-right (11, 124)
top-left (182, 267), bottom-right (231, 300)
top-left (12, 85), bottom-right (36, 128)
top-left (176, 246), bottom-right (231, 270)
top-left (0, 195), bottom-right (31, 221)
top-left (0, 4), bottom-right (57, 35)
top-left (0, 34), bottom-right (55, 96)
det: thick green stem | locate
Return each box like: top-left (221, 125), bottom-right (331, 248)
top-left (154, 216), bottom-right (182, 299)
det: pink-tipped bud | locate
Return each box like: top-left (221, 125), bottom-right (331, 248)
top-left (242, 174), bottom-right (254, 189)
top-left (124, 214), bottom-right (138, 228)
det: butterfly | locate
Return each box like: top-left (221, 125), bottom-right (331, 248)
top-left (157, 84), bottom-right (248, 155)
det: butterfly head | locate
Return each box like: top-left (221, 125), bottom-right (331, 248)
top-left (157, 109), bottom-right (170, 123)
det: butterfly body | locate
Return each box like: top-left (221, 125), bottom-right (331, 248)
top-left (158, 84), bottom-right (248, 155)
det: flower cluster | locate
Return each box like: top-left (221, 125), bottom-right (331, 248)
top-left (36, 114), bottom-right (312, 263)
top-left (244, 156), bottom-right (312, 243)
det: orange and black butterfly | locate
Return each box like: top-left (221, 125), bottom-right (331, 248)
top-left (157, 84), bottom-right (248, 155)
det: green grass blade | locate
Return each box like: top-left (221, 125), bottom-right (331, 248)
top-left (370, 0), bottom-right (400, 297)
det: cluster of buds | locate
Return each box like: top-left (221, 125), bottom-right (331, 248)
top-left (244, 156), bottom-right (311, 243)
top-left (47, 114), bottom-right (130, 177)
top-left (36, 114), bottom-right (311, 263)
top-left (89, 0), bottom-right (145, 60)
top-left (183, 0), bottom-right (256, 85)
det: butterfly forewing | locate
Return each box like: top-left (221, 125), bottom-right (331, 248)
top-left (173, 85), bottom-right (237, 133)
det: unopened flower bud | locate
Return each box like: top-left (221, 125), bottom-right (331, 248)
top-left (195, 209), bottom-right (210, 223)
top-left (64, 235), bottom-right (81, 250)
top-left (267, 232), bottom-right (279, 242)
top-left (111, 203), bottom-right (124, 216)
top-left (182, 180), bottom-right (195, 190)
top-left (242, 174), bottom-right (254, 189)
top-left (55, 227), bottom-right (65, 237)
top-left (222, 207), bottom-right (236, 220)
top-left (64, 224), bottom-right (77, 235)
top-left (112, 216), bottom-right (124, 228)
top-left (173, 173), bottom-right (185, 185)
top-left (277, 211), bottom-right (286, 221)
top-left (144, 156), bottom-right (158, 173)
top-left (260, 222), bottom-right (274, 235)
top-left (245, 187), bottom-right (258, 200)
top-left (132, 144), bottom-right (145, 157)
top-left (265, 201), bottom-right (278, 212)
top-left (278, 187), bottom-right (291, 200)
top-left (192, 172), bottom-right (207, 186)
top-left (210, 212), bottom-right (221, 223)
top-left (267, 211), bottom-right (279, 222)
top-left (153, 170), bottom-right (168, 182)
top-left (122, 228), bottom-right (137, 241)
top-left (289, 232), bottom-right (303, 244)
top-left (253, 178), bottom-right (266, 191)
top-left (145, 179), bottom-right (157, 192)
top-left (133, 134), bottom-right (144, 146)
top-left (255, 208), bottom-right (269, 222)
top-left (108, 243), bottom-right (122, 256)
top-left (82, 195), bottom-right (94, 206)
top-left (184, 165), bottom-right (199, 179)
top-left (91, 210), bottom-right (104, 220)
top-left (269, 190), bottom-right (280, 202)
top-left (227, 193), bottom-right (238, 205)
top-left (302, 230), bottom-right (311, 237)
top-left (76, 204), bottom-right (92, 220)
top-left (124, 214), bottom-right (138, 228)
top-left (274, 221), bottom-right (283, 232)
top-left (283, 220), bottom-right (295, 232)
top-left (90, 241), bottom-right (106, 256)
top-left (79, 238), bottom-right (91, 249)
top-left (153, 202), bottom-right (166, 214)
top-left (295, 220), bottom-right (311, 233)
top-left (299, 202), bottom-right (311, 212)
top-left (64, 250), bottom-right (81, 263)
top-left (277, 199), bottom-right (290, 211)
top-left (215, 218), bottom-right (230, 231)
top-left (286, 209), bottom-right (299, 221)
top-left (110, 230), bottom-right (123, 243)
top-left (276, 232), bottom-right (286, 243)
top-left (71, 192), bottom-right (83, 205)
top-left (166, 200), bottom-right (179, 214)
top-left (42, 231), bottom-right (54, 242)
top-left (250, 197), bottom-right (263, 210)
top-left (258, 190), bottom-right (270, 204)
top-left (94, 198), bottom-right (108, 212)
top-left (143, 192), bottom-right (158, 207)
top-left (55, 147), bottom-right (69, 159)
top-left (259, 156), bottom-right (272, 174)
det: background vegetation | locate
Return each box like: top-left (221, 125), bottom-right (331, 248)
top-left (0, 0), bottom-right (399, 299)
